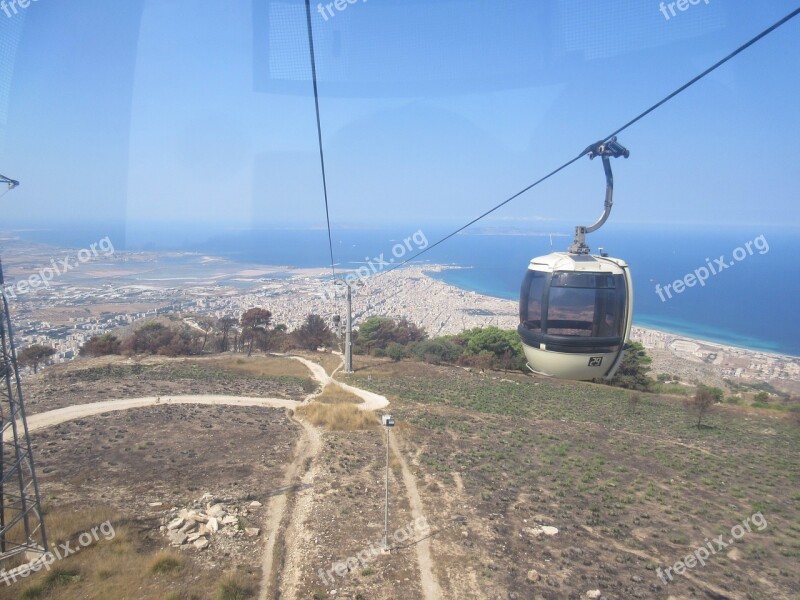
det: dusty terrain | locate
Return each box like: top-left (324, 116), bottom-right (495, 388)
top-left (2, 353), bottom-right (798, 600)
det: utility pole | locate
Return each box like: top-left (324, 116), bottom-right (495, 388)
top-left (344, 282), bottom-right (353, 373)
top-left (381, 414), bottom-right (395, 551)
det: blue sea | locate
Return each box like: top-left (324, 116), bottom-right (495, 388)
top-left (7, 221), bottom-right (799, 357)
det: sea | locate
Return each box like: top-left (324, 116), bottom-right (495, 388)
top-left (7, 221), bottom-right (799, 357)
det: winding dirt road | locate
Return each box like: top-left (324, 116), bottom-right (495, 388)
top-left (15, 354), bottom-right (439, 599)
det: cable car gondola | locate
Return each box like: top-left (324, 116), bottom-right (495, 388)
top-left (518, 138), bottom-right (633, 381)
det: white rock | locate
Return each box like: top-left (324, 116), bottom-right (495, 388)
top-left (249, 501), bottom-right (262, 508)
top-left (148, 502), bottom-right (163, 508)
top-left (207, 517), bottom-right (219, 533)
top-left (222, 515), bottom-right (238, 526)
top-left (168, 531), bottom-right (187, 546)
top-left (208, 504), bottom-right (225, 518)
top-left (586, 591), bottom-right (601, 599)
top-left (245, 527), bottom-right (260, 538)
top-left (525, 525), bottom-right (559, 537)
top-left (167, 518), bottom-right (184, 531)
top-left (193, 538), bottom-right (210, 550)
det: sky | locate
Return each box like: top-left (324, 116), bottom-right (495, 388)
top-left (0, 0), bottom-right (798, 242)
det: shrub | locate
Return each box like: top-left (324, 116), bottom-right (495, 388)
top-left (217, 575), bottom-right (253, 600)
top-left (687, 387), bottom-right (716, 427)
top-left (149, 552), bottom-right (182, 574)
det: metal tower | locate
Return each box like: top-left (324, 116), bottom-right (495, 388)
top-left (0, 174), bottom-right (47, 563)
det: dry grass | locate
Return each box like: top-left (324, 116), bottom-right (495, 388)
top-left (216, 573), bottom-right (255, 600)
top-left (290, 350), bottom-right (343, 375)
top-left (199, 355), bottom-right (310, 378)
top-left (0, 504), bottom-right (247, 600)
top-left (296, 403), bottom-right (377, 431)
top-left (147, 551), bottom-right (183, 574)
top-left (314, 383), bottom-right (363, 404)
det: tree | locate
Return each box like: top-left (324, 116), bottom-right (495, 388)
top-left (80, 334), bottom-right (121, 357)
top-left (386, 342), bottom-right (407, 362)
top-left (19, 345), bottom-right (56, 373)
top-left (410, 338), bottom-right (463, 365)
top-left (118, 322), bottom-right (198, 357)
top-left (120, 322), bottom-right (173, 355)
top-left (687, 386), bottom-right (716, 428)
top-left (391, 319), bottom-right (427, 345)
top-left (218, 316), bottom-right (239, 352)
top-left (457, 327), bottom-right (526, 372)
top-left (356, 317), bottom-right (397, 354)
top-left (753, 391), bottom-right (770, 404)
top-left (293, 314), bottom-right (333, 351)
top-left (241, 308), bottom-right (272, 356)
top-left (605, 342), bottom-right (655, 391)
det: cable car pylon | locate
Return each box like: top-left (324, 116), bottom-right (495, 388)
top-left (0, 174), bottom-right (48, 566)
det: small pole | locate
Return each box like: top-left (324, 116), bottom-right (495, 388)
top-left (384, 424), bottom-right (389, 550)
top-left (381, 415), bottom-right (394, 551)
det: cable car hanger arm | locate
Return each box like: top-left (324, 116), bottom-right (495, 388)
top-left (0, 174), bottom-right (19, 189)
top-left (569, 137), bottom-right (629, 255)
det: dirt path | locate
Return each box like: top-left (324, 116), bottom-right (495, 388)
top-left (389, 432), bottom-right (444, 600)
top-left (273, 417), bottom-right (322, 599)
top-left (259, 417), bottom-right (321, 600)
top-left (15, 395), bottom-right (298, 437)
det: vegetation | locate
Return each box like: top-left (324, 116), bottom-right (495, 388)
top-left (355, 317), bottom-right (426, 354)
top-left (79, 333), bottom-right (121, 357)
top-left (217, 575), bottom-right (253, 600)
top-left (218, 316), bottom-right (239, 352)
top-left (149, 552), bottom-right (183, 574)
top-left (18, 344), bottom-right (56, 373)
top-left (353, 318), bottom-right (528, 372)
top-left (604, 342), bottom-right (655, 391)
top-left (292, 313), bottom-right (334, 350)
top-left (687, 385), bottom-right (717, 427)
top-left (296, 403), bottom-right (377, 431)
top-left (240, 308), bottom-right (272, 356)
top-left (119, 322), bottom-right (198, 357)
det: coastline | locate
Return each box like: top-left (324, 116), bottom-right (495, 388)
top-left (0, 231), bottom-right (796, 389)
top-left (425, 265), bottom-right (798, 362)
top-left (404, 266), bottom-right (799, 390)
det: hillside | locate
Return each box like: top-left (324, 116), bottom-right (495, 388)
top-left (1, 354), bottom-right (798, 600)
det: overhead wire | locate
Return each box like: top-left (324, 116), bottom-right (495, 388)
top-left (377, 6), bottom-right (800, 276)
top-left (304, 0), bottom-right (337, 284)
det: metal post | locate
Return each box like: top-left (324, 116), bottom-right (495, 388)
top-left (344, 283), bottom-right (353, 373)
top-left (383, 427), bottom-right (391, 550)
top-left (381, 414), bottom-right (394, 552)
top-left (384, 424), bottom-right (389, 551)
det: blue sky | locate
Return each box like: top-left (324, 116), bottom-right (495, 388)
top-left (0, 0), bottom-right (798, 238)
